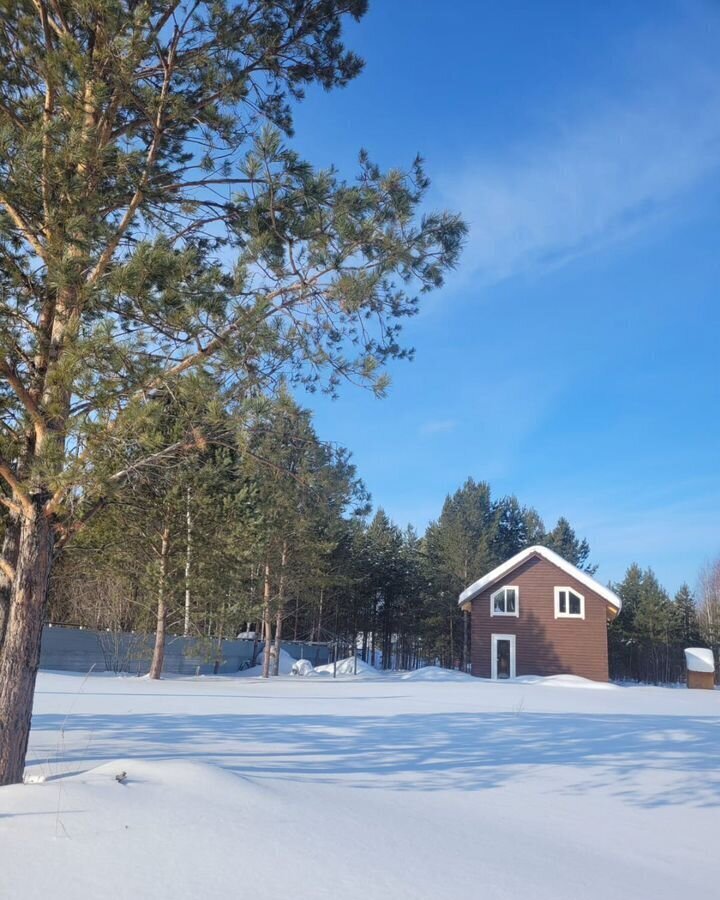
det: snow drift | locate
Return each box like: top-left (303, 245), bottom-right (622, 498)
top-left (312, 656), bottom-right (378, 677)
top-left (513, 674), bottom-right (618, 690)
top-left (399, 666), bottom-right (473, 681)
top-left (291, 658), bottom-right (314, 676)
top-left (236, 646), bottom-right (296, 677)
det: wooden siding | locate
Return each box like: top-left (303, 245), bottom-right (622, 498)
top-left (470, 554), bottom-right (610, 681)
top-left (687, 670), bottom-right (715, 690)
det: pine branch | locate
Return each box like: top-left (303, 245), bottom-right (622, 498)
top-left (0, 455), bottom-right (32, 517)
top-left (31, 0), bottom-right (64, 39)
top-left (0, 359), bottom-right (47, 440)
top-left (0, 495), bottom-right (22, 517)
top-left (86, 20), bottom-right (183, 288)
top-left (50, 432), bottom-right (204, 535)
top-left (0, 192), bottom-right (46, 262)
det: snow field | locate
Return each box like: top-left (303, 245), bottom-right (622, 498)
top-left (1, 670), bottom-right (718, 900)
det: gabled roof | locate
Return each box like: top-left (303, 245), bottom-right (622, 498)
top-left (458, 545), bottom-right (622, 612)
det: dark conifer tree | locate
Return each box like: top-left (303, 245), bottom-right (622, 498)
top-left (543, 517), bottom-right (596, 572)
top-left (673, 584), bottom-right (701, 647)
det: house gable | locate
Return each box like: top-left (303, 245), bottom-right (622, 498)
top-left (458, 545), bottom-right (621, 621)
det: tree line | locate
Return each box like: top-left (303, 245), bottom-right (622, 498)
top-left (49, 439), bottom-right (720, 690)
top-left (46, 461), bottom-right (602, 676)
top-left (609, 562), bottom-right (719, 684)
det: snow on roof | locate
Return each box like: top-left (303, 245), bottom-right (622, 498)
top-left (684, 647), bottom-right (715, 673)
top-left (458, 545), bottom-right (622, 611)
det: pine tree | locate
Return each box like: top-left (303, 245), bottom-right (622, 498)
top-left (241, 389), bottom-right (367, 675)
top-left (0, 1), bottom-right (465, 783)
top-left (673, 584), bottom-right (700, 646)
top-left (609, 563), bottom-right (644, 680)
top-left (633, 569), bottom-right (673, 683)
top-left (424, 481), bottom-right (489, 600)
top-left (543, 517), bottom-right (595, 572)
top-left (608, 564), bottom-right (693, 683)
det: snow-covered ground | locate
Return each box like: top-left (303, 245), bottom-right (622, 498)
top-left (2, 669), bottom-right (719, 899)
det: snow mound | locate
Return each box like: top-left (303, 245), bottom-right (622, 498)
top-left (399, 666), bottom-right (473, 681)
top-left (514, 674), bottom-right (619, 690)
top-left (291, 658), bottom-right (314, 677)
top-left (236, 646), bottom-right (296, 676)
top-left (85, 758), bottom-right (248, 791)
top-left (313, 657), bottom-right (379, 677)
top-left (685, 647), bottom-right (715, 673)
top-left (257, 647), bottom-right (295, 674)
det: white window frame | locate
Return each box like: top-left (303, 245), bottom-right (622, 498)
top-left (554, 586), bottom-right (585, 619)
top-left (490, 585), bottom-right (519, 617)
top-left (491, 633), bottom-right (516, 680)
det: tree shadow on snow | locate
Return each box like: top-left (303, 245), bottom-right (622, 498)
top-left (27, 709), bottom-right (720, 808)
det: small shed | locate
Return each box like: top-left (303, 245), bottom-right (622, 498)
top-left (684, 647), bottom-right (716, 690)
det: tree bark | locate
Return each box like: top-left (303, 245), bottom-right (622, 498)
top-left (0, 518), bottom-right (21, 652)
top-left (149, 524), bottom-right (171, 680)
top-left (272, 608), bottom-right (283, 676)
top-left (183, 486), bottom-right (192, 636)
top-left (261, 562), bottom-right (272, 678)
top-left (0, 501), bottom-right (53, 785)
top-left (314, 587), bottom-right (324, 643)
top-left (272, 542), bottom-right (287, 676)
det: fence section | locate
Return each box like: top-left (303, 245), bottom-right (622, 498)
top-left (39, 625), bottom-right (330, 675)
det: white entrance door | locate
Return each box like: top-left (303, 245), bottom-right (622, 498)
top-left (491, 633), bottom-right (516, 680)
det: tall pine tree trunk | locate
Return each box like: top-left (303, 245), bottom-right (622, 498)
top-left (149, 525), bottom-right (171, 680)
top-left (314, 587), bottom-right (324, 642)
top-left (272, 608), bottom-right (284, 676)
top-left (272, 543), bottom-right (287, 676)
top-left (261, 562), bottom-right (272, 679)
top-left (183, 486), bottom-right (192, 636)
top-left (0, 501), bottom-right (53, 785)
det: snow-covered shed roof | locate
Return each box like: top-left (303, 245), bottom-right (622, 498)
top-left (458, 545), bottom-right (622, 612)
top-left (684, 647), bottom-right (715, 673)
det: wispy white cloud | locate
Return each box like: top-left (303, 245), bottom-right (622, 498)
top-left (419, 418), bottom-right (458, 436)
top-left (442, 10), bottom-right (720, 283)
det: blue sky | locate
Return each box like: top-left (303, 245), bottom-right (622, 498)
top-left (289, 0), bottom-right (720, 593)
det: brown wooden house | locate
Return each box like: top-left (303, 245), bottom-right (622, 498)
top-left (458, 546), bottom-right (622, 682)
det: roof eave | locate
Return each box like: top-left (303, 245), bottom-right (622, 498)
top-left (457, 545), bottom-right (622, 613)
